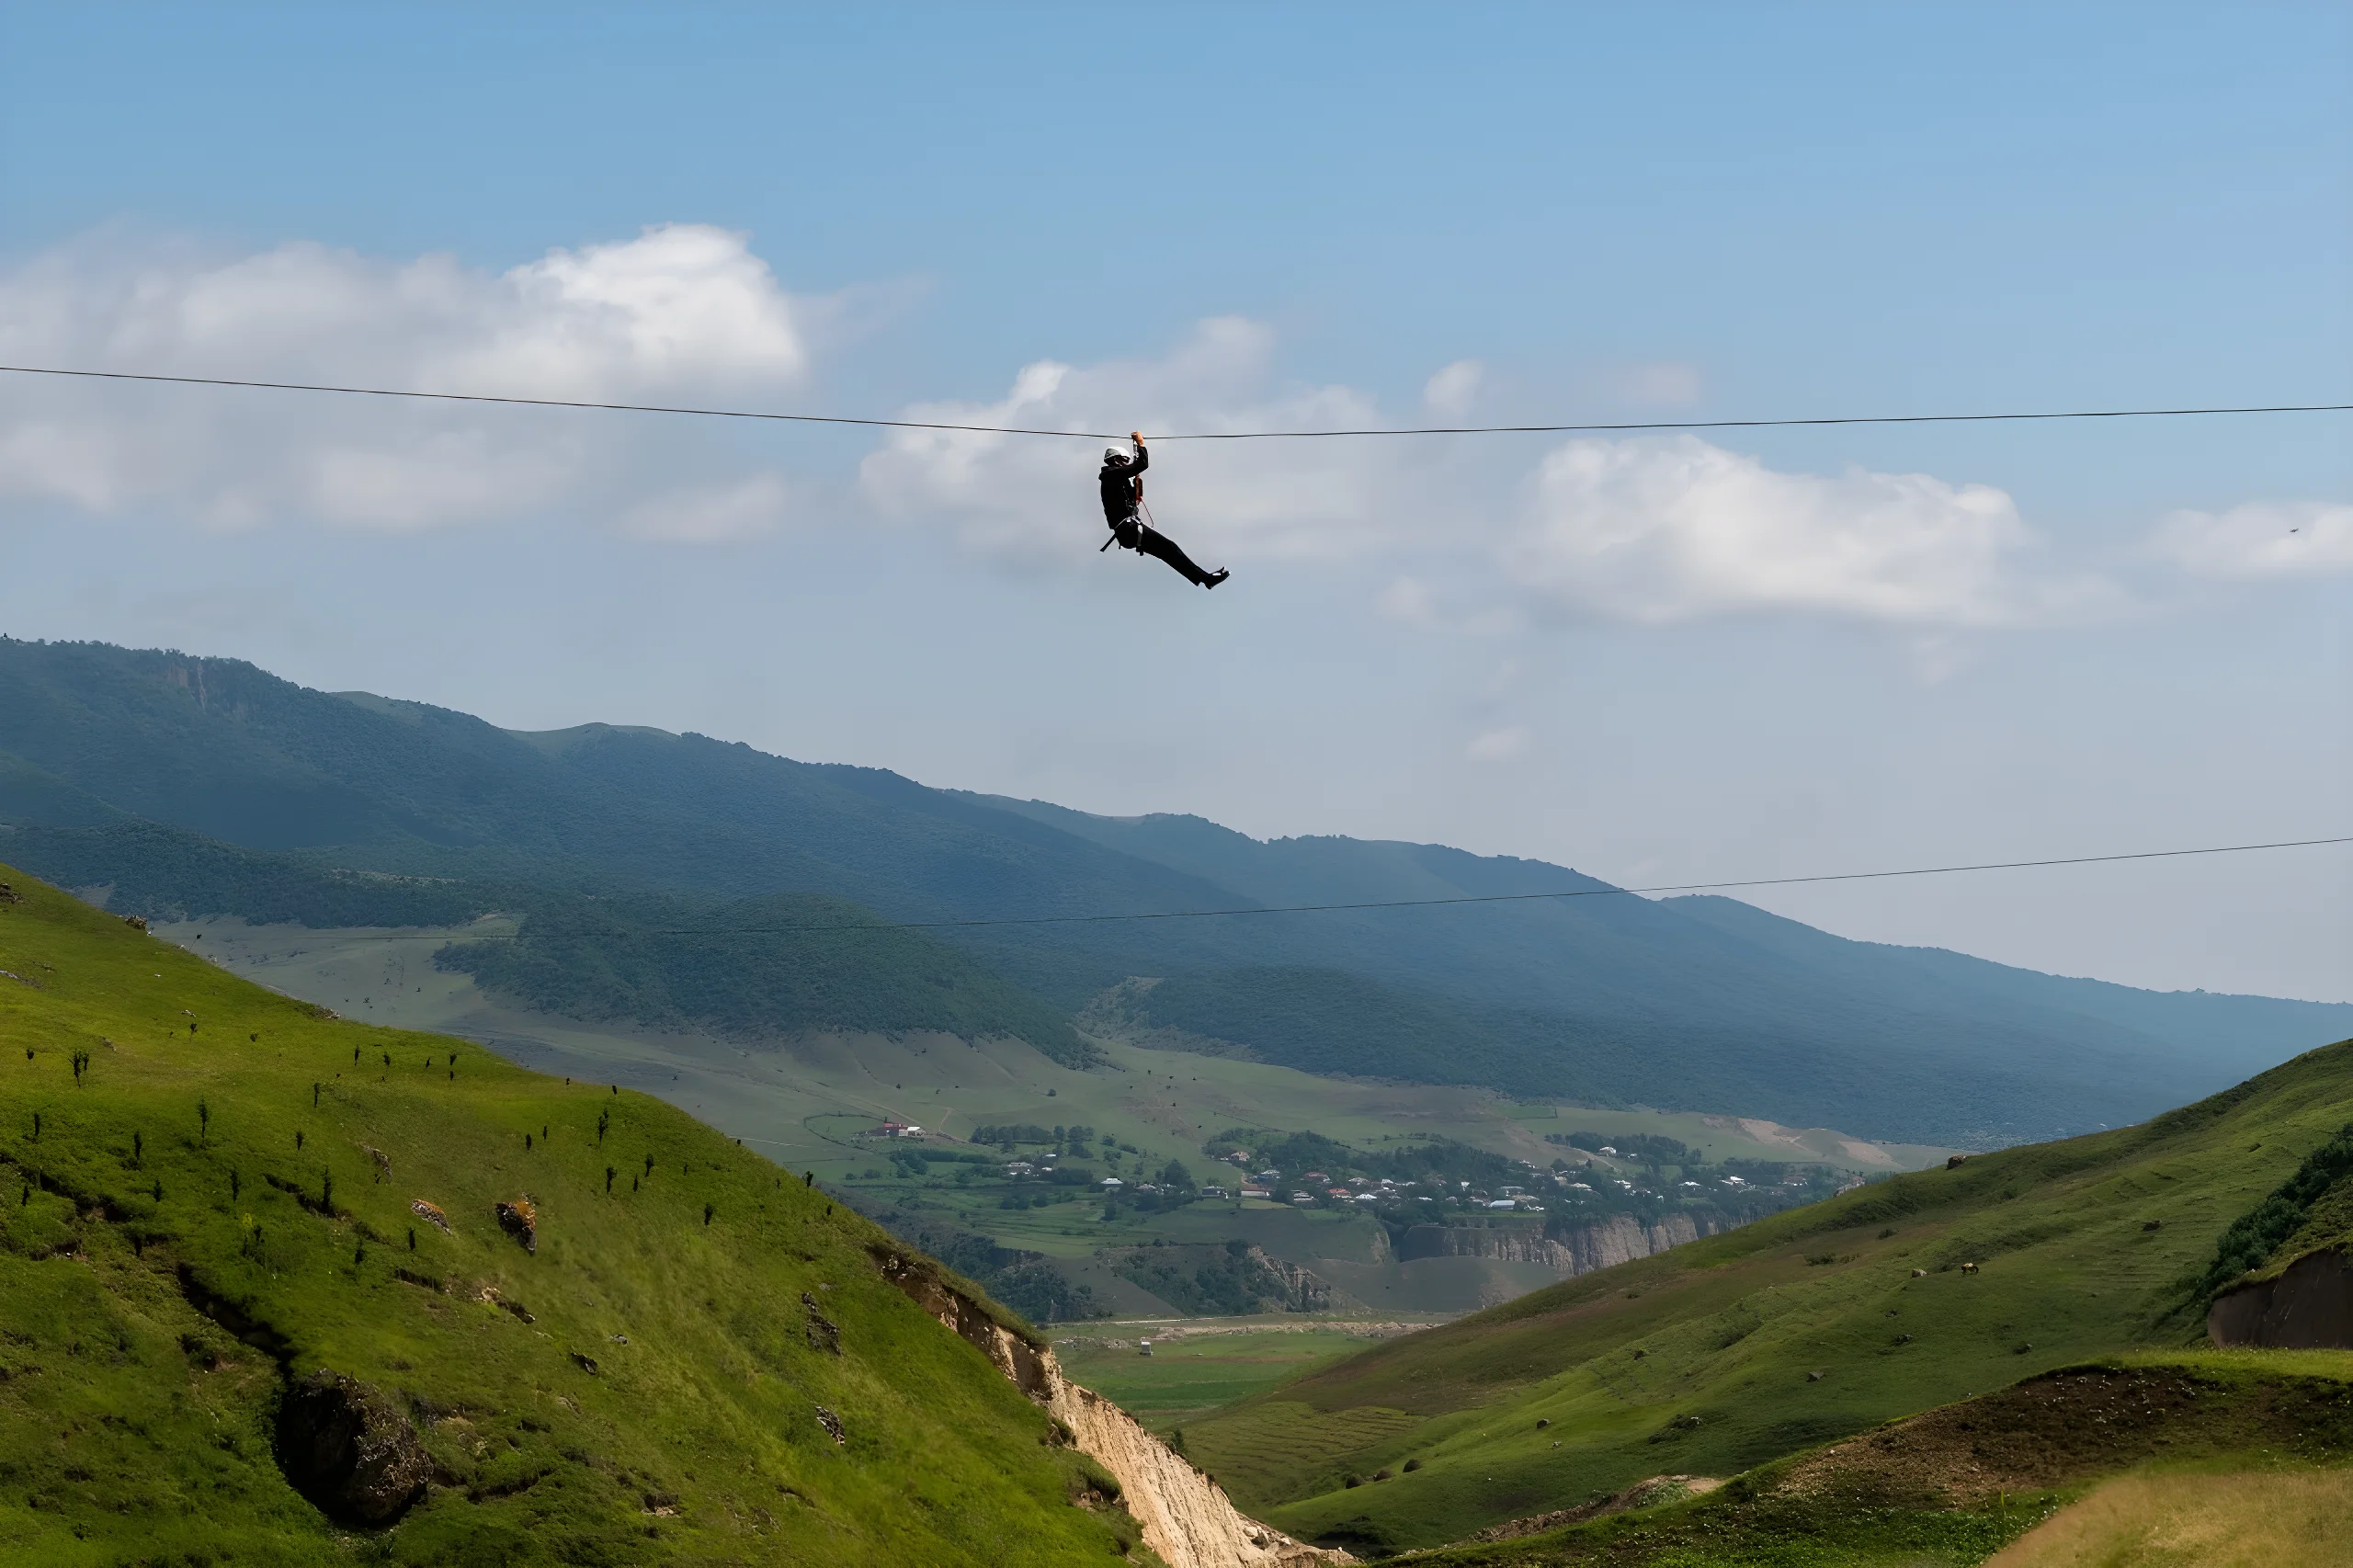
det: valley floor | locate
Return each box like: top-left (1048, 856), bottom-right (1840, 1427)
top-left (1054, 1320), bottom-right (1436, 1436)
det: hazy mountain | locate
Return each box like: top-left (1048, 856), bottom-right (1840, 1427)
top-left (1, 635), bottom-right (2345, 1146)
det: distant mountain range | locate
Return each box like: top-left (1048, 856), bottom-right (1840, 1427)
top-left (1, 634), bottom-right (2344, 1147)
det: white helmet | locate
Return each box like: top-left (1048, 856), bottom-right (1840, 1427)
top-left (1104, 446), bottom-right (1130, 464)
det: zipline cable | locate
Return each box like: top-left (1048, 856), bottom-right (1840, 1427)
top-left (290, 834), bottom-right (2352, 941)
top-left (2, 363), bottom-right (2347, 442)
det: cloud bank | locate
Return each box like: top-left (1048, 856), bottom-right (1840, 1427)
top-left (0, 224), bottom-right (804, 532)
top-left (1506, 436), bottom-right (2052, 626)
top-left (1, 222), bottom-right (2336, 620)
top-left (863, 322), bottom-right (2102, 631)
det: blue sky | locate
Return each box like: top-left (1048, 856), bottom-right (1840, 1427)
top-left (0, 3), bottom-right (2347, 999)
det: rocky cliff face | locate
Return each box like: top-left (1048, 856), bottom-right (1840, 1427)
top-left (873, 1247), bottom-right (1345, 1568)
top-left (2209, 1248), bottom-right (2353, 1348)
top-left (1261, 1250), bottom-right (1343, 1314)
top-left (1396, 1211), bottom-right (1729, 1278)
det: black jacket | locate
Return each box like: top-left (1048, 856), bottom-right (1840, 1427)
top-left (1098, 445), bottom-right (1148, 527)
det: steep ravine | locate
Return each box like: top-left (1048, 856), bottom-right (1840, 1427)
top-left (873, 1248), bottom-right (1347, 1568)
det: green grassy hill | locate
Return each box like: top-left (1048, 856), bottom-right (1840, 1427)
top-left (1183, 1037), bottom-right (2353, 1555)
top-left (0, 864), bottom-right (1145, 1566)
top-left (1394, 1348), bottom-right (2353, 1566)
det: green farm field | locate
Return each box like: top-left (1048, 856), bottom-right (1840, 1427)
top-left (1052, 1325), bottom-right (1387, 1436)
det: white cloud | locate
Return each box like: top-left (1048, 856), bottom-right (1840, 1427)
top-left (1505, 436), bottom-right (2070, 626)
top-left (2150, 502), bottom-right (2353, 579)
top-left (1466, 726), bottom-right (1529, 763)
top-left (859, 327), bottom-right (2133, 633)
top-left (0, 224), bottom-right (810, 531)
top-left (1423, 360), bottom-right (1483, 420)
top-left (859, 317), bottom-right (1442, 562)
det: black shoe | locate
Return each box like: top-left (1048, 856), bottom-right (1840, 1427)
top-left (1204, 569), bottom-right (1230, 589)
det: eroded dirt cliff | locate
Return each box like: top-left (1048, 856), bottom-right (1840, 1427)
top-left (1396, 1211), bottom-right (1729, 1278)
top-left (873, 1246), bottom-right (1345, 1568)
top-left (2209, 1247), bottom-right (2353, 1348)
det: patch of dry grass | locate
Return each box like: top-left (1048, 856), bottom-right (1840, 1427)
top-left (1987, 1466), bottom-right (2353, 1568)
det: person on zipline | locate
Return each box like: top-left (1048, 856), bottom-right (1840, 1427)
top-left (1100, 432), bottom-right (1228, 588)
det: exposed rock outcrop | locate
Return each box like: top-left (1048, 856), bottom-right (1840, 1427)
top-left (494, 1198), bottom-right (536, 1254)
top-left (872, 1245), bottom-right (1346, 1568)
top-left (1397, 1212), bottom-right (1728, 1279)
top-left (275, 1369), bottom-right (432, 1525)
top-left (802, 1291), bottom-right (841, 1354)
top-left (1261, 1252), bottom-right (1342, 1312)
top-left (2209, 1248), bottom-right (2353, 1348)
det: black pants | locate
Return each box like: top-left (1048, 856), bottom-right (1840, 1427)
top-left (1113, 517), bottom-right (1214, 585)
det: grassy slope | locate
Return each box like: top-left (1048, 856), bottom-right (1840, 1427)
top-left (1985, 1460), bottom-right (2353, 1567)
top-left (0, 865), bottom-right (1141, 1566)
top-left (1184, 1039), bottom-right (2353, 1551)
top-left (1392, 1348), bottom-right (2353, 1566)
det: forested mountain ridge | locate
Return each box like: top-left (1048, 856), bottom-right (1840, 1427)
top-left (1, 635), bottom-right (2346, 1148)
